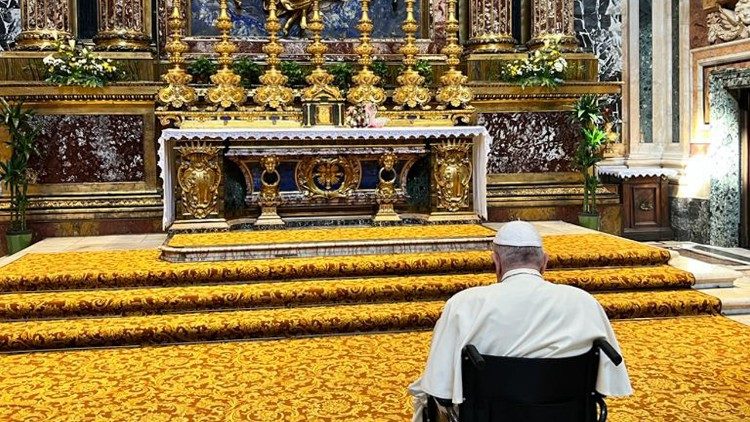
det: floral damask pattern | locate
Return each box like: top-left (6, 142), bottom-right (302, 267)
top-left (167, 224), bottom-right (496, 247)
top-left (0, 316), bottom-right (748, 421)
top-left (0, 266), bottom-right (694, 320)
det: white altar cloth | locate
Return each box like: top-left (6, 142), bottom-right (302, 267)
top-left (158, 126), bottom-right (492, 229)
top-left (597, 166), bottom-right (678, 180)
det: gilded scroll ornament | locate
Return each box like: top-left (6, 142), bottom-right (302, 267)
top-left (157, 0), bottom-right (197, 110)
top-left (347, 0), bottom-right (387, 106)
top-left (206, 0), bottom-right (247, 110)
top-left (393, 0), bottom-right (431, 110)
top-left (707, 0), bottom-right (750, 44)
top-left (433, 140), bottom-right (472, 212)
top-left (296, 156), bottom-right (362, 199)
top-left (374, 150), bottom-right (401, 222)
top-left (436, 0), bottom-right (473, 109)
top-left (254, 0), bottom-right (295, 110)
top-left (256, 155), bottom-right (285, 226)
top-left (177, 143), bottom-right (222, 219)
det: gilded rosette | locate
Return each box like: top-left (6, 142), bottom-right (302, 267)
top-left (206, 0), bottom-right (247, 110)
top-left (301, 0), bottom-right (342, 101)
top-left (254, 0), bottom-right (295, 110)
top-left (436, 0), bottom-right (473, 109)
top-left (347, 0), bottom-right (386, 105)
top-left (157, 0), bottom-right (197, 110)
top-left (393, 0), bottom-right (431, 109)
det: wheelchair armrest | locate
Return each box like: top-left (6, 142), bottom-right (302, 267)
top-left (594, 338), bottom-right (623, 366)
top-left (462, 345), bottom-right (486, 370)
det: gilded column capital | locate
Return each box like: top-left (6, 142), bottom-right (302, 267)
top-left (93, 0), bottom-right (152, 51)
top-left (16, 0), bottom-right (74, 50)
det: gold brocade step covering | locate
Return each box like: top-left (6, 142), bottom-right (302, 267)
top-left (0, 234), bottom-right (672, 291)
top-left (0, 266), bottom-right (694, 320)
top-left (166, 224), bottom-right (496, 247)
top-left (0, 290), bottom-right (721, 352)
top-left (1, 316), bottom-right (748, 421)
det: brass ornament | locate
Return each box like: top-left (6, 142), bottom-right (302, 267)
top-left (157, 0), bottom-right (197, 110)
top-left (436, 0), bottom-right (473, 109)
top-left (392, 0), bottom-right (431, 110)
top-left (301, 0), bottom-right (343, 102)
top-left (296, 156), bottom-right (361, 199)
top-left (206, 0), bottom-right (247, 110)
top-left (373, 150), bottom-right (401, 222)
top-left (176, 143), bottom-right (223, 219)
top-left (433, 139), bottom-right (472, 212)
top-left (254, 0), bottom-right (295, 110)
top-left (256, 155), bottom-right (285, 226)
top-left (347, 0), bottom-right (386, 106)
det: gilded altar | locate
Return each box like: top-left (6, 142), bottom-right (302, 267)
top-left (158, 126), bottom-right (490, 229)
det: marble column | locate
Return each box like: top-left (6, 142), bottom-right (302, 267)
top-left (93, 0), bottom-right (151, 51)
top-left (528, 0), bottom-right (579, 51)
top-left (467, 0), bottom-right (516, 53)
top-left (15, 0), bottom-right (74, 50)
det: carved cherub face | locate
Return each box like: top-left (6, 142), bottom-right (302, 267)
top-left (737, 0), bottom-right (750, 23)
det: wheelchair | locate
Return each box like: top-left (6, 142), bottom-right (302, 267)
top-left (424, 338), bottom-right (623, 422)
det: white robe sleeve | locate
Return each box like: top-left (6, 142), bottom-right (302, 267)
top-left (592, 302), bottom-right (633, 397)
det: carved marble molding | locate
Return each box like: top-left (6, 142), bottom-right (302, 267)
top-left (467, 0), bottom-right (516, 53)
top-left (706, 0), bottom-right (750, 44)
top-left (94, 0), bottom-right (151, 51)
top-left (15, 0), bottom-right (74, 50)
top-left (528, 0), bottom-right (579, 51)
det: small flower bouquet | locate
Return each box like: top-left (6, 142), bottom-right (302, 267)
top-left (345, 102), bottom-right (388, 128)
top-left (43, 39), bottom-right (123, 88)
top-left (498, 35), bottom-right (568, 88)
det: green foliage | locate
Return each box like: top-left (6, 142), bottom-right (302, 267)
top-left (233, 57), bottom-right (263, 88)
top-left (0, 99), bottom-right (40, 234)
top-left (43, 39), bottom-right (122, 87)
top-left (280, 61), bottom-right (309, 87)
top-left (414, 60), bottom-right (433, 86)
top-left (570, 95), bottom-right (609, 215)
top-left (328, 62), bottom-right (355, 93)
top-left (497, 35), bottom-right (567, 88)
top-left (572, 94), bottom-right (604, 130)
top-left (371, 60), bottom-right (389, 86)
top-left (187, 57), bottom-right (218, 84)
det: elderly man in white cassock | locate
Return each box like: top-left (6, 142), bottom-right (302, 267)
top-left (409, 220), bottom-right (632, 421)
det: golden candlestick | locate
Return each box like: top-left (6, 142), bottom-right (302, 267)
top-left (347, 0), bottom-right (386, 106)
top-left (301, 0), bottom-right (342, 101)
top-left (206, 0), bottom-right (247, 109)
top-left (254, 0), bottom-right (295, 110)
top-left (393, 0), bottom-right (431, 109)
top-left (436, 0), bottom-right (473, 109)
top-left (157, 0), bottom-right (197, 110)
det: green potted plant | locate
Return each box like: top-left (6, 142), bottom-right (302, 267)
top-left (187, 57), bottom-right (218, 85)
top-left (328, 62), bottom-right (354, 93)
top-left (0, 99), bottom-right (40, 254)
top-left (571, 95), bottom-right (607, 231)
top-left (233, 57), bottom-right (263, 88)
top-left (371, 60), bottom-right (389, 87)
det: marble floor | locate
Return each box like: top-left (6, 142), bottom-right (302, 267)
top-left (1, 221), bottom-right (748, 326)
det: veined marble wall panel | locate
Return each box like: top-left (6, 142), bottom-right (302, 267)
top-left (191, 0), bottom-right (420, 38)
top-left (574, 0), bottom-right (622, 82)
top-left (639, 0), bottom-right (653, 143)
top-left (0, 0), bottom-right (20, 50)
top-left (29, 115), bottom-right (145, 184)
top-left (480, 112), bottom-right (580, 174)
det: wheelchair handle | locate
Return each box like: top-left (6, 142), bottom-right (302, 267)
top-left (463, 345), bottom-right (486, 369)
top-left (594, 338), bottom-right (623, 366)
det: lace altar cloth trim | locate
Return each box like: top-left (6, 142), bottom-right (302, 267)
top-left (158, 127), bottom-right (492, 228)
top-left (597, 166), bottom-right (678, 179)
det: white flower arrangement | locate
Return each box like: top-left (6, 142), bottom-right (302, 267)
top-left (43, 38), bottom-right (122, 88)
top-left (498, 35), bottom-right (569, 88)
